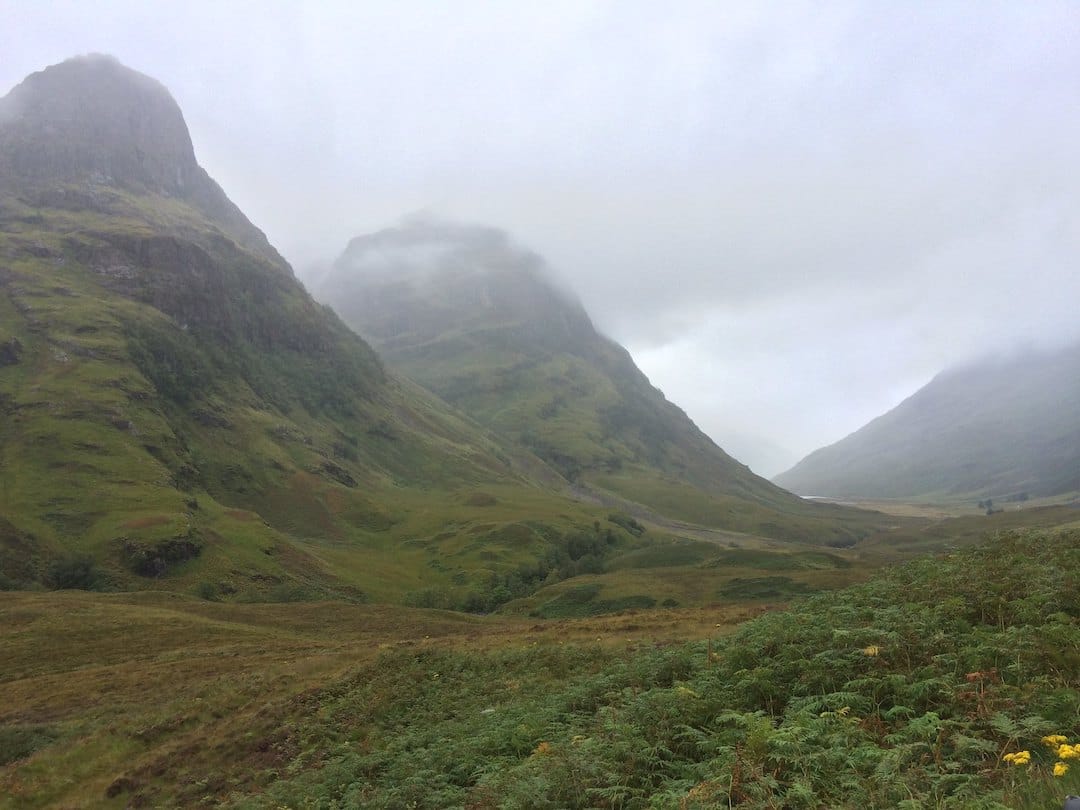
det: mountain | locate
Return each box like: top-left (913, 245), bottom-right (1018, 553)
top-left (0, 55), bottom-right (886, 614)
top-left (774, 343), bottom-right (1080, 499)
top-left (312, 218), bottom-right (875, 544)
top-left (0, 54), bottom-right (278, 262)
top-left (0, 56), bottom-right (609, 601)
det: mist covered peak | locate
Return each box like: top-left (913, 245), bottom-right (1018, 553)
top-left (0, 54), bottom-right (200, 194)
top-left (331, 216), bottom-right (559, 292)
top-left (0, 54), bottom-right (285, 264)
top-left (318, 217), bottom-right (594, 347)
top-left (774, 340), bottom-right (1080, 498)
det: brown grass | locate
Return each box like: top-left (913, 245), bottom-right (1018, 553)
top-left (120, 515), bottom-right (172, 530)
top-left (0, 590), bottom-right (761, 808)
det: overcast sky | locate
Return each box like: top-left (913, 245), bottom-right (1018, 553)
top-left (4, 1), bottom-right (1078, 476)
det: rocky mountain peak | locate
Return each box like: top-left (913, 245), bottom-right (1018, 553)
top-left (321, 217), bottom-right (597, 349)
top-left (0, 54), bottom-right (199, 194)
top-left (0, 54), bottom-right (285, 265)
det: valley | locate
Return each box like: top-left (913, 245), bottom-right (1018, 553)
top-left (1, 49), bottom-right (1077, 810)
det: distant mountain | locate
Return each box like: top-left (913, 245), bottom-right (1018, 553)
top-left (774, 344), bottom-right (1080, 499)
top-left (314, 219), bottom-right (875, 544)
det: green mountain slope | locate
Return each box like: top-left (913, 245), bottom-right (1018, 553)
top-left (775, 343), bottom-right (1080, 499)
top-left (0, 56), bottom-right (614, 600)
top-left (313, 219), bottom-right (876, 544)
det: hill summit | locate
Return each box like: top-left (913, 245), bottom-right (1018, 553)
top-left (1, 54), bottom-right (197, 191)
top-left (0, 54), bottom-right (277, 259)
top-left (318, 219), bottom-right (595, 363)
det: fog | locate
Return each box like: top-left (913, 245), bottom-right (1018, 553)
top-left (4, 1), bottom-right (1078, 476)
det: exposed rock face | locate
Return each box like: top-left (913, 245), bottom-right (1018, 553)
top-left (0, 54), bottom-right (199, 194)
top-left (0, 54), bottom-right (284, 266)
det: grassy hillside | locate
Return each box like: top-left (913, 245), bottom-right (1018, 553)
top-left (0, 57), bottom-right (645, 603)
top-left (775, 344), bottom-right (1080, 500)
top-left (0, 57), bottom-right (893, 611)
top-left (0, 182), bottom-right (568, 598)
top-left (315, 219), bottom-right (880, 546)
top-left (3, 526), bottom-right (1077, 808)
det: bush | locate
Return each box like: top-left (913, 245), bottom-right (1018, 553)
top-left (120, 532), bottom-right (202, 577)
top-left (45, 554), bottom-right (104, 590)
top-left (607, 512), bottom-right (645, 536)
top-left (195, 581), bottom-right (220, 601)
top-left (0, 725), bottom-right (58, 766)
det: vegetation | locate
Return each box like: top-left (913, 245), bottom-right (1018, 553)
top-left (404, 521), bottom-right (630, 613)
top-left (3, 527), bottom-right (1078, 807)
top-left (4, 57), bottom-right (1078, 809)
top-left (0, 587), bottom-right (752, 808)
top-left (44, 553), bottom-right (105, 590)
top-left (234, 528), bottom-right (1080, 809)
top-left (317, 219), bottom-right (884, 545)
top-left (0, 56), bottom-right (898, 612)
top-left (0, 186), bottom-right (895, 607)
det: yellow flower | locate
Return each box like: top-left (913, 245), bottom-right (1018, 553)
top-left (1059, 744), bottom-right (1080, 760)
top-left (1043, 735), bottom-right (1068, 747)
top-left (1003, 750), bottom-right (1031, 766)
top-left (1054, 761), bottom-right (1070, 778)
top-left (861, 645), bottom-right (881, 657)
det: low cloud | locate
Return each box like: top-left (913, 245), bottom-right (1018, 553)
top-left (3, 1), bottom-right (1077, 471)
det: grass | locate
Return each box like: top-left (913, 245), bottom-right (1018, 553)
top-left (0, 184), bottom-right (903, 609)
top-left (0, 590), bottom-right (754, 808)
top-left (818, 490), bottom-right (1080, 520)
top-left (226, 526), bottom-right (1080, 808)
top-left (0, 188), bottom-right (630, 603)
top-left (502, 538), bottom-right (874, 618)
top-left (857, 503), bottom-right (1080, 560)
top-left (0, 173), bottom-right (925, 631)
top-left (5, 526), bottom-right (1077, 807)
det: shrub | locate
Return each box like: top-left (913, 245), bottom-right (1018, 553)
top-left (0, 725), bottom-right (58, 766)
top-left (251, 529), bottom-right (1080, 809)
top-left (195, 580), bottom-right (220, 601)
top-left (120, 532), bottom-right (202, 577)
top-left (45, 554), bottom-right (104, 590)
